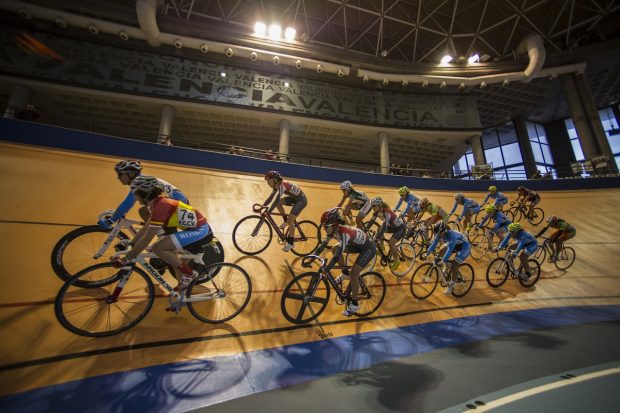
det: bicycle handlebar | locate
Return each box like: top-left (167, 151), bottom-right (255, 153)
top-left (253, 203), bottom-right (268, 214)
top-left (302, 254), bottom-right (326, 268)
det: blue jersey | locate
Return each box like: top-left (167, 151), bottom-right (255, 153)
top-left (499, 230), bottom-right (537, 254)
top-left (449, 198), bottom-right (480, 219)
top-left (112, 178), bottom-right (186, 221)
top-left (427, 230), bottom-right (469, 263)
top-left (482, 191), bottom-right (508, 206)
top-left (479, 211), bottom-right (511, 233)
top-left (394, 193), bottom-right (420, 215)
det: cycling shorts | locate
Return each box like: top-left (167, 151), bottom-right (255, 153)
top-left (453, 242), bottom-right (471, 263)
top-left (283, 193), bottom-right (307, 216)
top-left (171, 223), bottom-right (212, 250)
top-left (345, 240), bottom-right (376, 268)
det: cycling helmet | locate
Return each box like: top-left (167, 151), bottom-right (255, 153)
top-left (433, 221), bottom-right (447, 234)
top-left (419, 197), bottom-right (429, 209)
top-left (454, 192), bottom-right (464, 201)
top-left (488, 185), bottom-right (497, 192)
top-left (485, 204), bottom-right (497, 214)
top-left (370, 196), bottom-right (383, 207)
top-left (547, 215), bottom-right (557, 224)
top-left (321, 207), bottom-right (344, 227)
top-left (517, 186), bottom-right (526, 192)
top-left (508, 222), bottom-right (522, 232)
top-left (265, 170), bottom-right (282, 181)
top-left (130, 175), bottom-right (161, 195)
top-left (340, 180), bottom-right (352, 191)
top-left (398, 186), bottom-right (409, 196)
top-left (114, 160), bottom-right (142, 174)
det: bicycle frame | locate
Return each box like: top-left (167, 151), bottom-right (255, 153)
top-left (305, 256), bottom-right (371, 302)
top-left (92, 216), bottom-right (141, 259)
top-left (251, 204), bottom-right (309, 242)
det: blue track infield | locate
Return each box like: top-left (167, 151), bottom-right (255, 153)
top-left (2, 304), bottom-right (620, 413)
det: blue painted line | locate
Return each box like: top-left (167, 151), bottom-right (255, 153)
top-left (2, 118), bottom-right (619, 191)
top-left (2, 305), bottom-right (620, 413)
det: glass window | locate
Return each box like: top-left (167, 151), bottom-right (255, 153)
top-left (526, 121), bottom-right (538, 142)
top-left (571, 139), bottom-right (585, 161)
top-left (466, 152), bottom-right (474, 167)
top-left (497, 121), bottom-right (517, 145)
top-left (609, 135), bottom-right (620, 153)
top-left (541, 144), bottom-right (553, 164)
top-left (535, 123), bottom-right (548, 144)
top-left (531, 143), bottom-right (544, 163)
top-left (502, 142), bottom-right (523, 165)
top-left (616, 155), bottom-right (620, 170)
top-left (485, 146), bottom-right (504, 167)
top-left (482, 128), bottom-right (499, 149)
top-left (506, 165), bottom-right (526, 180)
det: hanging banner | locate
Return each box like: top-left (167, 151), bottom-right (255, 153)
top-left (0, 27), bottom-right (481, 129)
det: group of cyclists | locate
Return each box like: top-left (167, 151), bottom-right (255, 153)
top-left (101, 159), bottom-right (576, 318)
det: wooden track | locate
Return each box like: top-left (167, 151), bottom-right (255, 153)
top-left (1, 142), bottom-right (619, 396)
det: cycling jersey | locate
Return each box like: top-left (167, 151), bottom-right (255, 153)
top-left (499, 230), bottom-right (538, 255)
top-left (482, 191), bottom-right (508, 207)
top-left (111, 178), bottom-right (186, 221)
top-left (449, 197), bottom-right (480, 219)
top-left (264, 180), bottom-right (306, 213)
top-left (479, 211), bottom-right (511, 234)
top-left (372, 207), bottom-right (405, 239)
top-left (394, 193), bottom-right (420, 215)
top-left (316, 225), bottom-right (375, 269)
top-left (150, 197), bottom-right (207, 230)
top-left (427, 230), bottom-right (470, 263)
top-left (536, 219), bottom-right (576, 237)
top-left (422, 203), bottom-right (449, 223)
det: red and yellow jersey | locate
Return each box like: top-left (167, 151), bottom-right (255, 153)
top-left (149, 197), bottom-right (207, 230)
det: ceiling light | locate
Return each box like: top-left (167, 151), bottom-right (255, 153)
top-left (468, 53), bottom-right (480, 64)
top-left (402, 80), bottom-right (409, 86)
top-left (284, 27), bottom-right (296, 41)
top-left (440, 81), bottom-right (447, 88)
top-left (254, 22), bottom-right (266, 36)
top-left (440, 55), bottom-right (453, 64)
top-left (269, 24), bottom-right (282, 40)
top-left (362, 75), bottom-right (369, 82)
top-left (421, 80), bottom-right (429, 88)
top-left (284, 82), bottom-right (290, 87)
top-left (459, 82), bottom-right (466, 90)
top-left (480, 54), bottom-right (491, 62)
top-left (382, 79), bottom-right (389, 85)
top-left (502, 78), bottom-right (509, 86)
top-left (380, 50), bottom-right (388, 57)
top-left (480, 81), bottom-right (487, 89)
top-left (220, 72), bottom-right (226, 77)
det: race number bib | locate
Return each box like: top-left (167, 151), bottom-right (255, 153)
top-left (352, 230), bottom-right (367, 244)
top-left (286, 183), bottom-right (301, 196)
top-left (177, 205), bottom-right (197, 227)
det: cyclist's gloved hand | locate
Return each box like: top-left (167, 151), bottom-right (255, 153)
top-left (511, 252), bottom-right (518, 259)
top-left (98, 217), bottom-right (116, 230)
top-left (111, 256), bottom-right (133, 268)
top-left (420, 253), bottom-right (427, 260)
top-left (492, 247), bottom-right (499, 253)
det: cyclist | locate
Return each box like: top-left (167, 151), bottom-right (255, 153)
top-left (421, 221), bottom-right (471, 295)
top-left (418, 197), bottom-right (449, 228)
top-left (496, 222), bottom-right (537, 280)
top-left (337, 180), bottom-right (371, 230)
top-left (111, 175), bottom-right (212, 291)
top-left (367, 197), bottom-right (407, 271)
top-left (98, 160), bottom-right (188, 230)
top-left (394, 186), bottom-right (420, 221)
top-left (449, 193), bottom-right (480, 231)
top-left (482, 186), bottom-right (509, 211)
top-left (515, 186), bottom-right (541, 222)
top-left (535, 215), bottom-right (576, 262)
top-left (263, 171), bottom-right (307, 252)
top-left (314, 207), bottom-right (377, 317)
top-left (477, 204), bottom-right (511, 250)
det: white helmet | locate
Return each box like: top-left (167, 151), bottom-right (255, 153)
top-left (371, 196), bottom-right (383, 207)
top-left (340, 180), bottom-right (352, 190)
top-left (130, 175), bottom-right (161, 195)
top-left (114, 160), bottom-right (142, 173)
top-left (454, 192), bottom-right (464, 201)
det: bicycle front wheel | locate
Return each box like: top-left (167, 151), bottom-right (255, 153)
top-left (529, 208), bottom-right (545, 226)
top-left (469, 232), bottom-right (489, 260)
top-left (410, 263), bottom-right (439, 299)
top-left (486, 257), bottom-right (510, 288)
top-left (188, 263), bottom-right (252, 323)
top-left (291, 220), bottom-right (320, 257)
top-left (451, 262), bottom-right (475, 297)
top-left (232, 215), bottom-right (272, 255)
top-left (447, 220), bottom-right (460, 231)
top-left (280, 272), bottom-right (330, 324)
top-left (355, 271), bottom-right (386, 317)
top-left (554, 246), bottom-right (576, 270)
top-left (506, 207), bottom-right (520, 223)
top-left (51, 225), bottom-right (131, 282)
top-left (519, 259), bottom-right (541, 287)
top-left (390, 241), bottom-right (416, 277)
top-left (55, 263), bottom-right (154, 337)
top-left (532, 244), bottom-right (546, 264)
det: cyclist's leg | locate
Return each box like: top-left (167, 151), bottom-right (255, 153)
top-left (556, 229), bottom-right (575, 258)
top-left (454, 243), bottom-right (471, 280)
top-left (287, 195), bottom-right (307, 243)
top-left (548, 230), bottom-right (561, 259)
top-left (356, 201), bottom-right (371, 230)
top-left (138, 205), bottom-right (150, 222)
top-left (351, 241), bottom-right (376, 301)
top-left (388, 225), bottom-right (406, 262)
top-left (152, 224), bottom-right (211, 281)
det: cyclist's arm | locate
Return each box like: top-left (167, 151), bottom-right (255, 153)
top-left (111, 191), bottom-right (137, 221)
top-left (448, 201), bottom-right (458, 216)
top-left (325, 238), bottom-right (347, 270)
top-left (394, 198), bottom-right (403, 212)
top-left (498, 233), bottom-right (511, 249)
top-left (442, 241), bottom-right (456, 263)
top-left (263, 189), bottom-right (276, 207)
top-left (336, 195), bottom-right (347, 208)
top-left (125, 224), bottom-right (160, 261)
top-left (479, 214), bottom-right (489, 227)
top-left (266, 188), bottom-right (282, 213)
top-left (535, 225), bottom-right (549, 238)
top-left (375, 217), bottom-right (388, 240)
top-left (343, 199), bottom-right (353, 216)
top-left (482, 194), bottom-right (490, 204)
top-left (314, 235), bottom-right (333, 256)
top-left (426, 236), bottom-right (440, 255)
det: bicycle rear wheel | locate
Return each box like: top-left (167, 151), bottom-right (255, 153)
top-left (451, 263), bottom-right (475, 297)
top-left (187, 263), bottom-right (252, 323)
top-left (519, 259), bottom-right (541, 287)
top-left (55, 263), bottom-right (154, 337)
top-left (51, 225), bottom-right (130, 282)
top-left (410, 263), bottom-right (439, 299)
top-left (354, 271), bottom-right (386, 317)
top-left (447, 220), bottom-right (460, 231)
top-left (232, 215), bottom-right (272, 255)
top-left (529, 207), bottom-right (545, 226)
top-left (486, 257), bottom-right (510, 288)
top-left (532, 244), bottom-right (546, 264)
top-left (554, 246), bottom-right (576, 270)
top-left (469, 232), bottom-right (490, 260)
top-left (291, 220), bottom-right (320, 257)
top-left (280, 272), bottom-right (330, 324)
top-left (390, 241), bottom-right (416, 277)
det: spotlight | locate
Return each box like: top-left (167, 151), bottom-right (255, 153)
top-left (284, 82), bottom-right (290, 87)
top-left (440, 81), bottom-right (447, 88)
top-left (272, 56), bottom-right (280, 65)
top-left (220, 72), bottom-right (226, 78)
top-left (173, 39), bottom-right (183, 48)
top-left (254, 22), bottom-right (266, 36)
top-left (459, 82), bottom-right (466, 90)
top-left (421, 80), bottom-right (429, 88)
top-left (225, 47), bottom-right (234, 57)
top-left (88, 24), bottom-right (99, 35)
top-left (284, 27), bottom-right (296, 41)
top-left (380, 50), bottom-right (389, 57)
top-left (440, 55), bottom-right (453, 63)
top-left (55, 17), bottom-right (67, 28)
top-left (362, 75), bottom-right (369, 83)
top-left (295, 59), bottom-right (303, 69)
top-left (337, 68), bottom-right (345, 77)
top-left (382, 79), bottom-right (389, 86)
top-left (269, 24), bottom-right (282, 40)
top-left (316, 64), bottom-right (323, 73)
top-left (200, 43), bottom-right (209, 53)
top-left (480, 81), bottom-right (487, 89)
top-left (402, 79), bottom-right (409, 86)
top-left (18, 8), bottom-right (32, 20)
top-left (250, 52), bottom-right (258, 61)
top-left (468, 53), bottom-right (480, 64)
top-left (502, 78), bottom-right (509, 86)
top-left (119, 31), bottom-right (129, 40)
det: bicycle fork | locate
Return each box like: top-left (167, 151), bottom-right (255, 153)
top-left (106, 268), bottom-right (132, 303)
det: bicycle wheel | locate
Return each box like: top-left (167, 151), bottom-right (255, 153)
top-left (506, 207), bottom-right (520, 223)
top-left (187, 263), bottom-right (252, 323)
top-left (469, 232), bottom-right (489, 260)
top-left (354, 271), bottom-right (386, 317)
top-left (486, 257), bottom-right (510, 288)
top-left (451, 263), bottom-right (475, 297)
top-left (528, 208), bottom-right (545, 226)
top-left (519, 259), bottom-right (541, 287)
top-left (232, 215), bottom-right (272, 255)
top-left (51, 225), bottom-right (131, 282)
top-left (447, 220), bottom-right (460, 231)
top-left (413, 231), bottom-right (431, 255)
top-left (532, 244), bottom-right (546, 265)
top-left (473, 209), bottom-right (485, 225)
top-left (345, 250), bottom-right (377, 273)
top-left (280, 272), bottom-right (330, 324)
top-left (390, 241), bottom-right (416, 277)
top-left (410, 263), bottom-right (439, 299)
top-left (291, 220), bottom-right (320, 257)
top-left (554, 246), bottom-right (576, 270)
top-left (55, 263), bottom-right (154, 337)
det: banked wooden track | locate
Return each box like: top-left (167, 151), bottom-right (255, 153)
top-left (1, 141), bottom-right (619, 398)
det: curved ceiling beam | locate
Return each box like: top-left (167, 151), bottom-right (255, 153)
top-left (136, 0), bottom-right (162, 47)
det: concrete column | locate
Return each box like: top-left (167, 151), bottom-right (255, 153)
top-left (470, 135), bottom-right (486, 165)
top-left (4, 84), bottom-right (32, 118)
top-left (573, 73), bottom-right (614, 159)
top-left (561, 74), bottom-right (599, 160)
top-left (157, 104), bottom-right (175, 144)
top-left (378, 131), bottom-right (390, 174)
top-left (513, 118), bottom-right (538, 178)
top-left (544, 120), bottom-right (576, 178)
top-left (279, 119), bottom-right (290, 160)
